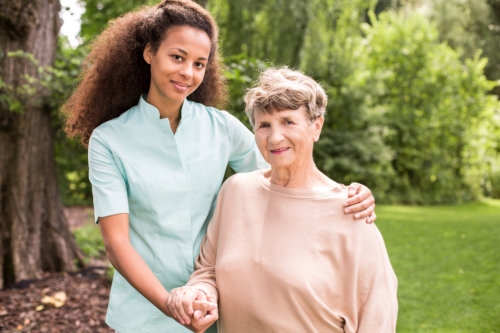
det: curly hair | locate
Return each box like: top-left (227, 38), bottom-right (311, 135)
top-left (244, 67), bottom-right (327, 128)
top-left (61, 0), bottom-right (227, 147)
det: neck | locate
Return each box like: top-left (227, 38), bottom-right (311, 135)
top-left (146, 95), bottom-right (182, 133)
top-left (268, 163), bottom-right (332, 190)
top-left (158, 103), bottom-right (182, 121)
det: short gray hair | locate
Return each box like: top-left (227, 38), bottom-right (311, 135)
top-left (244, 67), bottom-right (327, 127)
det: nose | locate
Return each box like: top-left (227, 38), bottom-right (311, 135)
top-left (269, 126), bottom-right (284, 144)
top-left (179, 63), bottom-right (193, 78)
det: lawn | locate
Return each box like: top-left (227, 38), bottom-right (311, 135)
top-left (376, 199), bottom-right (500, 333)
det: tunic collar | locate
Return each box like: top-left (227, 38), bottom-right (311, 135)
top-left (138, 94), bottom-right (193, 123)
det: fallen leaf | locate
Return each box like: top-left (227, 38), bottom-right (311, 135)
top-left (40, 291), bottom-right (68, 308)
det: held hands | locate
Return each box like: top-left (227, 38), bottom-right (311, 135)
top-left (344, 182), bottom-right (377, 223)
top-left (167, 286), bottom-right (218, 333)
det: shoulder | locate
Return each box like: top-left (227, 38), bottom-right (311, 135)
top-left (91, 104), bottom-right (139, 139)
top-left (219, 171), bottom-right (259, 194)
top-left (88, 106), bottom-right (144, 157)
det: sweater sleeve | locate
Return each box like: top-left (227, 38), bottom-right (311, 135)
top-left (349, 225), bottom-right (398, 333)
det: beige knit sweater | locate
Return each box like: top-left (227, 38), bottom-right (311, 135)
top-left (188, 170), bottom-right (398, 333)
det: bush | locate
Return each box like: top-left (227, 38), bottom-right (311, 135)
top-left (489, 170), bottom-right (500, 198)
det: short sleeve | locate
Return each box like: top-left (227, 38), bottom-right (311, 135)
top-left (88, 132), bottom-right (129, 223)
top-left (222, 111), bottom-right (269, 172)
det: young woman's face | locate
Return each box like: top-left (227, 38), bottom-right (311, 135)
top-left (144, 25), bottom-right (211, 107)
top-left (254, 107), bottom-right (323, 172)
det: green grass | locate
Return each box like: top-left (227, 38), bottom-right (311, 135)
top-left (376, 199), bottom-right (500, 333)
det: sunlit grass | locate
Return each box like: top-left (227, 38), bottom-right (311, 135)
top-left (376, 200), bottom-right (500, 332)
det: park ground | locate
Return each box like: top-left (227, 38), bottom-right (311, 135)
top-left (0, 207), bottom-right (113, 333)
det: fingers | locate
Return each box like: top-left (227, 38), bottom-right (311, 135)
top-left (167, 287), bottom-right (200, 325)
top-left (365, 211), bottom-right (377, 224)
top-left (190, 310), bottom-right (218, 333)
top-left (193, 299), bottom-right (217, 314)
top-left (347, 182), bottom-right (363, 197)
top-left (344, 183), bottom-right (376, 223)
top-left (167, 287), bottom-right (218, 330)
top-left (347, 202), bottom-right (375, 221)
top-left (344, 190), bottom-right (374, 215)
top-left (345, 183), bottom-right (370, 205)
top-left (185, 297), bottom-right (218, 333)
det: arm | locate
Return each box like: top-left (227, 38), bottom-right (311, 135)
top-left (98, 213), bottom-right (172, 317)
top-left (344, 182), bottom-right (377, 223)
top-left (353, 226), bottom-right (398, 332)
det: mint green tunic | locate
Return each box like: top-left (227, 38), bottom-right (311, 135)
top-left (88, 96), bottom-right (267, 332)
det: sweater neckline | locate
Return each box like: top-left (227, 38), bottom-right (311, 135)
top-left (254, 169), bottom-right (344, 198)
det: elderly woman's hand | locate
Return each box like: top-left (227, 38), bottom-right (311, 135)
top-left (344, 182), bottom-right (376, 223)
top-left (167, 286), bottom-right (218, 332)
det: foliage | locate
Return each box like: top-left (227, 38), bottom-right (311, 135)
top-left (0, 50), bottom-right (52, 113)
top-left (208, 0), bottom-right (310, 67)
top-left (297, 0), bottom-right (395, 199)
top-left (51, 0), bottom-right (500, 206)
top-left (72, 219), bottom-right (115, 282)
top-left (377, 199), bottom-right (500, 331)
top-left (52, 40), bottom-right (93, 206)
top-left (79, 0), bottom-right (158, 43)
top-left (359, 11), bottom-right (500, 203)
top-left (223, 54), bottom-right (270, 124)
top-left (72, 222), bottom-right (104, 260)
top-left (424, 0), bottom-right (500, 94)
top-left (489, 170), bottom-right (500, 198)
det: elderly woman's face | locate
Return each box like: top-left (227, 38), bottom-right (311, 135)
top-left (254, 106), bottom-right (323, 171)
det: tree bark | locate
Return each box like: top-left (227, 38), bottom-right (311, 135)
top-left (0, 0), bottom-right (83, 289)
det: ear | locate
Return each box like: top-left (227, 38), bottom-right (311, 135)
top-left (312, 116), bottom-right (324, 142)
top-left (143, 44), bottom-right (152, 64)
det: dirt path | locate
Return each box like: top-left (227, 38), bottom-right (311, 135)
top-left (0, 207), bottom-right (113, 333)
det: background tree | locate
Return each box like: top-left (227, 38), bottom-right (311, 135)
top-left (0, 0), bottom-right (83, 288)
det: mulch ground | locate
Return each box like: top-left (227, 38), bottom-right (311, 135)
top-left (0, 207), bottom-right (114, 333)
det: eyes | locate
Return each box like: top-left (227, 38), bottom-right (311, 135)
top-left (171, 54), bottom-right (206, 69)
top-left (257, 119), bottom-right (295, 129)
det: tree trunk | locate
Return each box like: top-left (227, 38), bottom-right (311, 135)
top-left (0, 0), bottom-right (83, 289)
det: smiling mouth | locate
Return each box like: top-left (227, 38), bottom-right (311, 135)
top-left (172, 81), bottom-right (191, 90)
top-left (270, 147), bottom-right (289, 153)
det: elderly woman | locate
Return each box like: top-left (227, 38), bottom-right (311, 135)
top-left (167, 67), bottom-right (398, 333)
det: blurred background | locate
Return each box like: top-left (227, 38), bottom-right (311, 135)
top-left (54, 0), bottom-right (500, 206)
